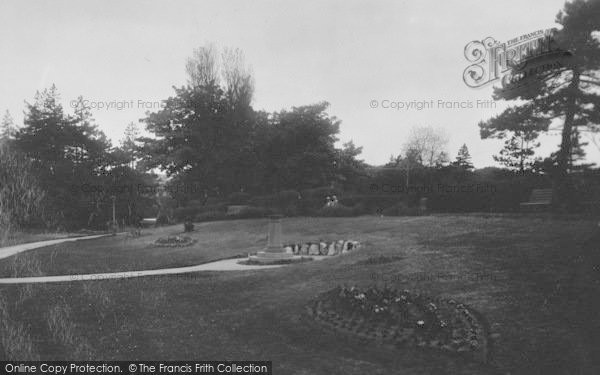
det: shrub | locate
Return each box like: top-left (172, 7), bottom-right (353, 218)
top-left (248, 190), bottom-right (302, 216)
top-left (352, 202), bottom-right (370, 215)
top-left (156, 213), bottom-right (170, 226)
top-left (276, 190), bottom-right (301, 206)
top-left (281, 204), bottom-right (299, 216)
top-left (173, 206), bottom-right (200, 222)
top-left (228, 192), bottom-right (252, 205)
top-left (249, 190), bottom-right (301, 209)
top-left (301, 186), bottom-right (341, 200)
top-left (183, 220), bottom-right (194, 232)
top-left (234, 206), bottom-right (273, 219)
top-left (315, 204), bottom-right (356, 217)
top-left (299, 187), bottom-right (341, 210)
top-left (194, 211), bottom-right (227, 222)
top-left (173, 203), bottom-right (227, 222)
top-left (340, 194), bottom-right (403, 214)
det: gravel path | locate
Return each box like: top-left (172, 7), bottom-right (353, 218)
top-left (0, 258), bottom-right (286, 284)
top-left (0, 235), bottom-right (333, 285)
top-left (0, 234), bottom-right (112, 261)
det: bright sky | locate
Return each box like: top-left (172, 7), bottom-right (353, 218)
top-left (1, 0), bottom-right (598, 167)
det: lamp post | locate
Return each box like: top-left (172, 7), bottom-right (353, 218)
top-left (111, 195), bottom-right (117, 234)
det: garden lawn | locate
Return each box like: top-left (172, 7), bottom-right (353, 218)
top-left (0, 214), bottom-right (598, 374)
top-left (0, 220), bottom-right (273, 277)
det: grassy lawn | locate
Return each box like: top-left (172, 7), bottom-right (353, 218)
top-left (0, 220), bottom-right (273, 277)
top-left (0, 215), bottom-right (599, 374)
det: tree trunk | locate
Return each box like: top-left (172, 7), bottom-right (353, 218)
top-left (519, 137), bottom-right (524, 173)
top-left (554, 70), bottom-right (580, 209)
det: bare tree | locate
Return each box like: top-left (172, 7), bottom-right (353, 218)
top-left (0, 110), bottom-right (16, 143)
top-left (221, 47), bottom-right (254, 110)
top-left (402, 125), bottom-right (449, 167)
top-left (185, 44), bottom-right (220, 87)
top-left (185, 44), bottom-right (254, 110)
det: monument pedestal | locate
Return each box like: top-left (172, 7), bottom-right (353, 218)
top-left (248, 215), bottom-right (294, 264)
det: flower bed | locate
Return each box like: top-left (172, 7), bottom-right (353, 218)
top-left (154, 235), bottom-right (197, 247)
top-left (307, 286), bottom-right (489, 362)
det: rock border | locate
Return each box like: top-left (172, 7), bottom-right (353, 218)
top-left (284, 240), bottom-right (360, 256)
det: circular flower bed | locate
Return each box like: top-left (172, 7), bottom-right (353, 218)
top-left (307, 286), bottom-right (489, 362)
top-left (154, 235), bottom-right (196, 247)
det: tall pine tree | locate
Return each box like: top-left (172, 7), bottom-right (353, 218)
top-left (453, 144), bottom-right (474, 170)
top-left (480, 0), bottom-right (600, 206)
top-left (15, 86), bottom-right (112, 228)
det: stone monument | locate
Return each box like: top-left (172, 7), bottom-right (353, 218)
top-left (249, 215), bottom-right (294, 264)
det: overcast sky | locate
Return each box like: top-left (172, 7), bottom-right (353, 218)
top-left (1, 0), bottom-right (598, 167)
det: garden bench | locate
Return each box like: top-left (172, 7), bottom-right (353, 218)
top-left (139, 218), bottom-right (157, 227)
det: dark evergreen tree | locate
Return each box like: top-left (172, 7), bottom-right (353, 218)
top-left (493, 133), bottom-right (541, 172)
top-left (120, 121), bottom-right (141, 170)
top-left (334, 141), bottom-right (367, 191)
top-left (15, 86), bottom-right (113, 228)
top-left (480, 105), bottom-right (548, 172)
top-left (453, 144), bottom-right (474, 170)
top-left (255, 102), bottom-right (340, 192)
top-left (481, 0), bottom-right (600, 206)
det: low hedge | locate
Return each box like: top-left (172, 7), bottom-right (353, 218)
top-left (314, 204), bottom-right (359, 217)
top-left (174, 203), bottom-right (227, 222)
top-left (381, 202), bottom-right (421, 216)
top-left (193, 206), bottom-right (274, 222)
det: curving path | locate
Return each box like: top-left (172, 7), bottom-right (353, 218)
top-left (0, 258), bottom-right (288, 284)
top-left (0, 235), bottom-right (334, 284)
top-left (0, 234), bottom-right (113, 261)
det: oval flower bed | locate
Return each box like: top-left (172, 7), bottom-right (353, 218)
top-left (154, 235), bottom-right (197, 247)
top-left (307, 286), bottom-right (489, 362)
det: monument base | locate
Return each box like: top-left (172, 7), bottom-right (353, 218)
top-left (247, 251), bottom-right (295, 264)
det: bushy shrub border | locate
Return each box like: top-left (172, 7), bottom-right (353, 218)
top-left (314, 204), bottom-right (357, 217)
top-left (174, 204), bottom-right (228, 222)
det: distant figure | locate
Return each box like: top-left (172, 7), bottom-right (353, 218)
top-left (200, 189), bottom-right (209, 206)
top-left (325, 195), bottom-right (338, 207)
top-left (419, 197), bottom-right (428, 214)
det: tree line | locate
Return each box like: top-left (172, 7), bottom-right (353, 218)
top-left (1, 0), bottom-right (599, 232)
